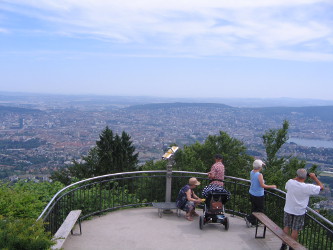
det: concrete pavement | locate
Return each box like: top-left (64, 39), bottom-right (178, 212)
top-left (63, 207), bottom-right (282, 250)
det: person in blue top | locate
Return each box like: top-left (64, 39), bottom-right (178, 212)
top-left (244, 159), bottom-right (277, 227)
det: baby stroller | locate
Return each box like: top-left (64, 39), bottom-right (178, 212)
top-left (199, 189), bottom-right (231, 230)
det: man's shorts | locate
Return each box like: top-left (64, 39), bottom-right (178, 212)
top-left (283, 212), bottom-right (305, 231)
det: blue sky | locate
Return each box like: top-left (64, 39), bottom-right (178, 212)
top-left (1, 0), bottom-right (333, 99)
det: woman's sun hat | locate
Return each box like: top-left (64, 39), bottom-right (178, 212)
top-left (189, 177), bottom-right (201, 186)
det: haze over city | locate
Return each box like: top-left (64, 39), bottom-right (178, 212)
top-left (1, 0), bottom-right (332, 100)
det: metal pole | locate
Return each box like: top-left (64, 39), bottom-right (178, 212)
top-left (165, 158), bottom-right (173, 203)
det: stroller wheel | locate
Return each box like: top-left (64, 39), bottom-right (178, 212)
top-left (224, 217), bottom-right (229, 231)
top-left (199, 215), bottom-right (204, 230)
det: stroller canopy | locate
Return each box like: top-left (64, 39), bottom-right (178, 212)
top-left (202, 184), bottom-right (231, 203)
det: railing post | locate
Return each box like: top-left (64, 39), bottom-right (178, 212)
top-left (165, 159), bottom-right (173, 203)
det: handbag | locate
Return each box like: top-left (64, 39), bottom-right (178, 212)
top-left (211, 197), bottom-right (223, 210)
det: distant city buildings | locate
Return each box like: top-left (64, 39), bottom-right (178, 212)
top-left (0, 98), bottom-right (333, 178)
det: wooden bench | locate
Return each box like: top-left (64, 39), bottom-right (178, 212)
top-left (52, 210), bottom-right (82, 250)
top-left (252, 212), bottom-right (307, 250)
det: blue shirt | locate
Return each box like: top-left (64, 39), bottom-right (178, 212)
top-left (249, 171), bottom-right (264, 197)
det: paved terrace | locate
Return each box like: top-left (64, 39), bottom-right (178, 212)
top-left (63, 207), bottom-right (282, 250)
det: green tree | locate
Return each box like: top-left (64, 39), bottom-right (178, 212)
top-left (51, 127), bottom-right (139, 184)
top-left (49, 168), bottom-right (72, 186)
top-left (261, 120), bottom-right (318, 189)
top-left (141, 160), bottom-right (167, 171)
top-left (94, 128), bottom-right (138, 174)
top-left (263, 120), bottom-right (289, 167)
top-left (174, 143), bottom-right (207, 172)
top-left (174, 131), bottom-right (252, 178)
top-left (203, 131), bottom-right (252, 178)
top-left (119, 131), bottom-right (139, 172)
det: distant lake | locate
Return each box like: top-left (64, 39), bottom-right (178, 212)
top-left (288, 138), bottom-right (333, 149)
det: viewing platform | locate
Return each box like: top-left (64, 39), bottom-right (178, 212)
top-left (63, 207), bottom-right (281, 250)
top-left (39, 171), bottom-right (333, 250)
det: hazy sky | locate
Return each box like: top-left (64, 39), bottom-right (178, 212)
top-left (1, 0), bottom-right (332, 99)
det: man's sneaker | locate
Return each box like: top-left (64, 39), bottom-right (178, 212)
top-left (280, 243), bottom-right (287, 250)
top-left (244, 217), bottom-right (251, 228)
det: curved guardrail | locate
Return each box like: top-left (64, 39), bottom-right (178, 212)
top-left (39, 171), bottom-right (333, 249)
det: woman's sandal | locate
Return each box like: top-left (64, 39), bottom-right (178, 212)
top-left (185, 215), bottom-right (194, 221)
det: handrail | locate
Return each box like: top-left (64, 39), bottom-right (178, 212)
top-left (37, 170), bottom-right (166, 221)
top-left (263, 188), bottom-right (333, 228)
top-left (145, 171), bottom-right (333, 228)
top-left (306, 206), bottom-right (333, 227)
top-left (38, 170), bottom-right (333, 250)
top-left (39, 170), bottom-right (333, 228)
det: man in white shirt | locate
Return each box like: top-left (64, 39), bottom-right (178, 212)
top-left (281, 168), bottom-right (324, 250)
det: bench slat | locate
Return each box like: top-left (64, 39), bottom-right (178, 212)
top-left (152, 202), bottom-right (180, 218)
top-left (252, 212), bottom-right (307, 250)
top-left (152, 202), bottom-right (178, 209)
top-left (52, 210), bottom-right (82, 250)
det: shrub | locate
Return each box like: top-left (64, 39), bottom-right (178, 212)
top-left (0, 181), bottom-right (64, 249)
top-left (0, 216), bottom-right (54, 250)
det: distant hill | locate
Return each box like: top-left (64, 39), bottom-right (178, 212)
top-left (0, 105), bottom-right (42, 114)
top-left (252, 106), bottom-right (333, 121)
top-left (1, 92), bottom-right (333, 108)
top-left (126, 103), bottom-right (333, 122)
top-left (207, 97), bottom-right (333, 108)
top-left (126, 102), bottom-right (233, 110)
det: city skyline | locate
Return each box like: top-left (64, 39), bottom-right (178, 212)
top-left (1, 1), bottom-right (333, 100)
top-left (1, 99), bottom-right (333, 179)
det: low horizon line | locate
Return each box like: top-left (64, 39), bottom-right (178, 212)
top-left (1, 91), bottom-right (333, 102)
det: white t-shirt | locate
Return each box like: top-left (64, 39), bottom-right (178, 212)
top-left (284, 179), bottom-right (321, 215)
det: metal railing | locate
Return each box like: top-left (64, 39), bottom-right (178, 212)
top-left (39, 170), bottom-right (333, 249)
